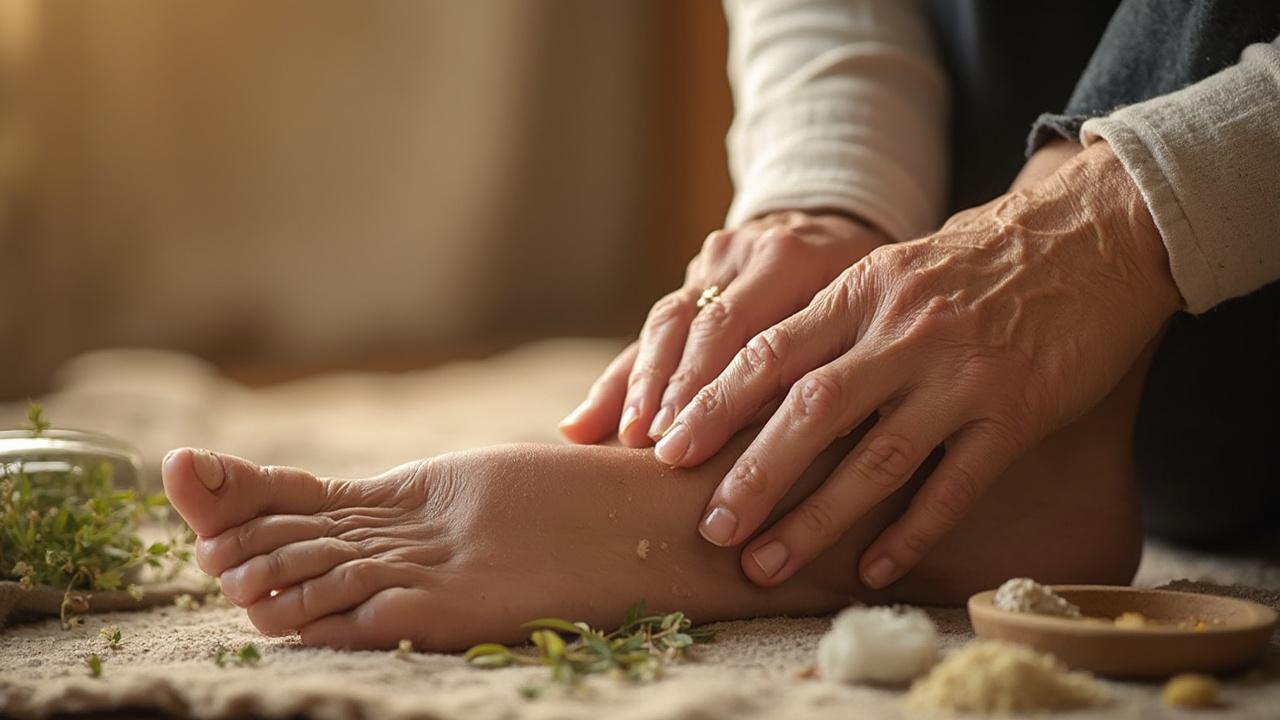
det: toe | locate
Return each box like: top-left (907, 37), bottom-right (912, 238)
top-left (162, 448), bottom-right (334, 537)
top-left (299, 588), bottom-right (438, 651)
top-left (245, 558), bottom-right (427, 636)
top-left (196, 515), bottom-right (332, 577)
top-left (219, 537), bottom-right (361, 606)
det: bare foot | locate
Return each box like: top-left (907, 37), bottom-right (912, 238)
top-left (164, 381), bottom-right (1142, 652)
top-left (163, 432), bottom-right (904, 651)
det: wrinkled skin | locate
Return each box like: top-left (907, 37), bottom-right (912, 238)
top-left (559, 211), bottom-right (886, 448)
top-left (655, 141), bottom-right (1181, 589)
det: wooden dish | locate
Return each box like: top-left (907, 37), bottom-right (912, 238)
top-left (968, 585), bottom-right (1277, 679)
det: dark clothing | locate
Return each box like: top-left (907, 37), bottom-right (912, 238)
top-left (927, 0), bottom-right (1280, 546)
top-left (1030, 1), bottom-right (1280, 156)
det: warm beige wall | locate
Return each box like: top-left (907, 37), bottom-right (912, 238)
top-left (0, 0), bottom-right (733, 396)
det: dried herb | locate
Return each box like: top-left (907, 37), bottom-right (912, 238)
top-left (465, 600), bottom-right (715, 695)
top-left (1, 404), bottom-right (192, 629)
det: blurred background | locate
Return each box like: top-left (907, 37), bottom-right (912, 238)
top-left (0, 0), bottom-right (734, 398)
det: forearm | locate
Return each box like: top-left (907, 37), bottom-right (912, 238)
top-left (724, 0), bottom-right (948, 241)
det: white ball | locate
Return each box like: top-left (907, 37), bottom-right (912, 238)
top-left (816, 606), bottom-right (938, 684)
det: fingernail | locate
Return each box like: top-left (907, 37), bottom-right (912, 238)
top-left (559, 399), bottom-right (591, 428)
top-left (647, 405), bottom-right (676, 440)
top-left (751, 540), bottom-right (789, 578)
top-left (192, 449), bottom-right (226, 491)
top-left (619, 405), bottom-right (640, 437)
top-left (654, 423), bottom-right (690, 465)
top-left (699, 506), bottom-right (738, 546)
top-left (862, 556), bottom-right (897, 589)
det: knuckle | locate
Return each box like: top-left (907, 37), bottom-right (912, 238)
top-left (926, 473), bottom-right (979, 526)
top-left (261, 551), bottom-right (285, 584)
top-left (852, 433), bottom-right (917, 489)
top-left (791, 371), bottom-right (844, 422)
top-left (899, 527), bottom-right (934, 557)
top-left (739, 327), bottom-right (788, 378)
top-left (702, 228), bottom-right (733, 255)
top-left (760, 227), bottom-right (805, 257)
top-left (645, 292), bottom-right (691, 333)
top-left (664, 368), bottom-right (699, 395)
top-left (627, 359), bottom-right (664, 387)
top-left (814, 266), bottom-right (864, 319)
top-left (793, 498), bottom-right (838, 540)
top-left (233, 523), bottom-right (255, 557)
top-left (691, 297), bottom-right (737, 336)
top-left (688, 384), bottom-right (725, 418)
top-left (342, 559), bottom-right (377, 587)
top-left (726, 457), bottom-right (769, 499)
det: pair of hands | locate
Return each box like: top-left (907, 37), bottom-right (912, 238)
top-left (561, 141), bottom-right (1180, 590)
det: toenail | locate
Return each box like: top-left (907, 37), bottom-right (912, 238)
top-left (751, 540), bottom-right (789, 578)
top-left (655, 424), bottom-right (691, 465)
top-left (648, 405), bottom-right (676, 440)
top-left (619, 405), bottom-right (640, 437)
top-left (192, 449), bottom-right (226, 491)
top-left (699, 506), bottom-right (737, 547)
top-left (862, 555), bottom-right (898, 589)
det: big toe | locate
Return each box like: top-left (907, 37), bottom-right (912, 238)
top-left (162, 448), bottom-right (330, 537)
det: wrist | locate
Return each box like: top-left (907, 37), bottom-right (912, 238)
top-left (1053, 142), bottom-right (1183, 320)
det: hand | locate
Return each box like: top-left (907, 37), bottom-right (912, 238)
top-left (559, 211), bottom-right (887, 446)
top-left (656, 142), bottom-right (1182, 588)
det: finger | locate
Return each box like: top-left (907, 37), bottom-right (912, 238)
top-left (858, 424), bottom-right (1022, 589)
top-left (245, 557), bottom-right (428, 636)
top-left (617, 289), bottom-right (700, 447)
top-left (654, 270), bottom-right (867, 467)
top-left (653, 264), bottom-right (800, 441)
top-left (196, 514), bottom-right (330, 576)
top-left (559, 341), bottom-right (639, 444)
top-left (219, 537), bottom-right (362, 606)
top-left (739, 398), bottom-right (956, 586)
top-left (695, 349), bottom-right (900, 548)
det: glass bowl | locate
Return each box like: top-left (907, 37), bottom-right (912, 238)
top-left (0, 428), bottom-right (145, 491)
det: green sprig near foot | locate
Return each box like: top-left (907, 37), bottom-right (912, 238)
top-left (464, 600), bottom-right (716, 695)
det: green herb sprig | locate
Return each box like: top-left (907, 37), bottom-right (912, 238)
top-left (465, 600), bottom-right (715, 695)
top-left (1, 404), bottom-right (192, 629)
top-left (99, 626), bottom-right (123, 651)
top-left (214, 643), bottom-right (261, 668)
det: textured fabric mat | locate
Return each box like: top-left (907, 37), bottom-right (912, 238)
top-left (1, 341), bottom-right (1278, 719)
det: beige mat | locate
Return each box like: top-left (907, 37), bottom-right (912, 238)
top-left (2, 341), bottom-right (1278, 719)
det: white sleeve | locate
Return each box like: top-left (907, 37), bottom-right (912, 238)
top-left (723, 0), bottom-right (948, 242)
top-left (1081, 37), bottom-right (1280, 314)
